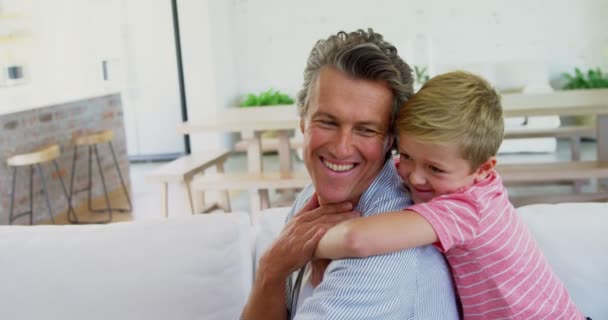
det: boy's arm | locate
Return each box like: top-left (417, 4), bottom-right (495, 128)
top-left (315, 210), bottom-right (437, 259)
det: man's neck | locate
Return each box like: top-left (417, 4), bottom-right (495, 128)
top-left (317, 195), bottom-right (361, 208)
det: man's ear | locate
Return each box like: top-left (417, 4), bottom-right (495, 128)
top-left (473, 156), bottom-right (497, 183)
top-left (300, 118), bottom-right (305, 134)
top-left (384, 134), bottom-right (395, 153)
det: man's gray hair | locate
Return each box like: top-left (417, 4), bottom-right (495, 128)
top-left (296, 28), bottom-right (414, 134)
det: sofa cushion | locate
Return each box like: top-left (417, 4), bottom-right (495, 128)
top-left (517, 202), bottom-right (608, 319)
top-left (254, 207), bottom-right (290, 272)
top-left (0, 213), bottom-right (252, 320)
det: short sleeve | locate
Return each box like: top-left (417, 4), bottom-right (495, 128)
top-left (410, 192), bottom-right (481, 252)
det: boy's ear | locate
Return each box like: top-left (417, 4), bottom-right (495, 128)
top-left (300, 118), bottom-right (305, 133)
top-left (473, 156), bottom-right (497, 183)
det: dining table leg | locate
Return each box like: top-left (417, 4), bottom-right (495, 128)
top-left (277, 130), bottom-right (293, 177)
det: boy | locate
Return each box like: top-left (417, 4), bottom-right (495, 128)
top-left (315, 71), bottom-right (584, 319)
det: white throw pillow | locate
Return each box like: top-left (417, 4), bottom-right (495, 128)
top-left (517, 202), bottom-right (608, 319)
top-left (0, 213), bottom-right (252, 320)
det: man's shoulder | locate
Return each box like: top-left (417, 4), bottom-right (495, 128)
top-left (316, 237), bottom-right (457, 318)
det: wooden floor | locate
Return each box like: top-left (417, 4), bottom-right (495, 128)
top-left (38, 188), bottom-right (133, 225)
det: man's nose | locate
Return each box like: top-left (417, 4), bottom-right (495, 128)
top-left (332, 129), bottom-right (354, 157)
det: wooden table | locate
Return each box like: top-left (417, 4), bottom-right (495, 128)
top-left (177, 106), bottom-right (301, 212)
top-left (178, 118), bottom-right (300, 176)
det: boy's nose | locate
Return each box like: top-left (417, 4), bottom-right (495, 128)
top-left (408, 168), bottom-right (426, 186)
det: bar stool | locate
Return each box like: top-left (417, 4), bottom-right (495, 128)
top-left (68, 130), bottom-right (132, 224)
top-left (6, 145), bottom-right (75, 225)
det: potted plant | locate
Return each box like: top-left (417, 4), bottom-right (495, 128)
top-left (561, 67), bottom-right (608, 126)
top-left (240, 88), bottom-right (294, 107)
top-left (561, 67), bottom-right (608, 90)
top-left (236, 89), bottom-right (297, 138)
top-left (413, 65), bottom-right (430, 92)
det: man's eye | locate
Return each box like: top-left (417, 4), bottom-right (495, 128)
top-left (319, 120), bottom-right (335, 126)
top-left (356, 127), bottom-right (377, 136)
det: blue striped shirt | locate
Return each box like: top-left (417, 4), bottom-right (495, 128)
top-left (286, 159), bottom-right (459, 319)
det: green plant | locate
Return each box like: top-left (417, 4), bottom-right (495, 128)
top-left (561, 67), bottom-right (608, 90)
top-left (240, 88), bottom-right (295, 107)
top-left (413, 65), bottom-right (430, 85)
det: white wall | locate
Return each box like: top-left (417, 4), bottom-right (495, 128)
top-left (120, 0), bottom-right (185, 157)
top-left (232, 0), bottom-right (608, 96)
top-left (0, 0), bottom-right (123, 114)
top-left (178, 0), bottom-right (238, 152)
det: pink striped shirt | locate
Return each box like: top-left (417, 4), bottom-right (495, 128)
top-left (409, 171), bottom-right (584, 320)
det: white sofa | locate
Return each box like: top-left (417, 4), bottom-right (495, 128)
top-left (0, 203), bottom-right (606, 319)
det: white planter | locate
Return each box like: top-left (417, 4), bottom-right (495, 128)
top-left (225, 104), bottom-right (298, 122)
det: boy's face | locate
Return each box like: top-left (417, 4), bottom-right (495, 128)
top-left (396, 134), bottom-right (495, 204)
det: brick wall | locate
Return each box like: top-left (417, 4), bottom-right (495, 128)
top-left (0, 94), bottom-right (130, 224)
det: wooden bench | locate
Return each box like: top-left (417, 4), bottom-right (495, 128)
top-left (504, 125), bottom-right (595, 140)
top-left (146, 149), bottom-right (232, 217)
top-left (191, 170), bottom-right (311, 219)
top-left (497, 160), bottom-right (608, 206)
top-left (498, 160), bottom-right (608, 182)
top-left (504, 125), bottom-right (596, 160)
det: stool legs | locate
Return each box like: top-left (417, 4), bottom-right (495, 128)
top-left (108, 142), bottom-right (132, 211)
top-left (8, 167), bottom-right (17, 224)
top-left (67, 141), bottom-right (131, 224)
top-left (93, 144), bottom-right (113, 219)
top-left (37, 163), bottom-right (56, 224)
top-left (29, 166), bottom-right (33, 225)
top-left (51, 160), bottom-right (77, 223)
top-left (67, 145), bottom-right (111, 223)
top-left (68, 145), bottom-right (79, 223)
top-left (8, 163), bottom-right (66, 225)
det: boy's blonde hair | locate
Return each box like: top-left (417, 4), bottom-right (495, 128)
top-left (396, 71), bottom-right (504, 170)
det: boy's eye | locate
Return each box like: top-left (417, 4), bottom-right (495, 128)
top-left (429, 165), bottom-right (445, 173)
top-left (399, 153), bottom-right (411, 160)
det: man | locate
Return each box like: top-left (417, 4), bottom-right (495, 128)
top-left (242, 29), bottom-right (458, 319)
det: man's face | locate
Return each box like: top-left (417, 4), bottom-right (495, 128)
top-left (300, 66), bottom-right (394, 206)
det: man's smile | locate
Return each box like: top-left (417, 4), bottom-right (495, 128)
top-left (321, 158), bottom-right (357, 172)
